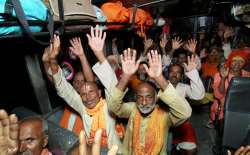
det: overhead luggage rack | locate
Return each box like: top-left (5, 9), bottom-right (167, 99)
top-left (0, 20), bottom-right (134, 41)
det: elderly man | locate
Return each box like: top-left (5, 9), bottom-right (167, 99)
top-left (0, 109), bottom-right (118, 155)
top-left (19, 117), bottom-right (51, 155)
top-left (0, 109), bottom-right (51, 155)
top-left (107, 49), bottom-right (192, 155)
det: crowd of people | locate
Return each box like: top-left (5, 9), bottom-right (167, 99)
top-left (1, 22), bottom-right (250, 155)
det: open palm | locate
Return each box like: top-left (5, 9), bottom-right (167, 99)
top-left (86, 25), bottom-right (106, 56)
top-left (172, 37), bottom-right (183, 50)
top-left (183, 55), bottom-right (198, 72)
top-left (121, 48), bottom-right (140, 76)
top-left (144, 50), bottom-right (162, 78)
top-left (69, 37), bottom-right (84, 57)
top-left (0, 110), bottom-right (19, 155)
top-left (185, 39), bottom-right (197, 53)
top-left (219, 66), bottom-right (229, 78)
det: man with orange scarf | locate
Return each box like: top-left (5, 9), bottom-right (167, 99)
top-left (107, 48), bottom-right (192, 155)
top-left (48, 28), bottom-right (121, 151)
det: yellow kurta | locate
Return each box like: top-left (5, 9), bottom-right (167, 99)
top-left (107, 83), bottom-right (192, 155)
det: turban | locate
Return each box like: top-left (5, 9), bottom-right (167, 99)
top-left (226, 49), bottom-right (249, 67)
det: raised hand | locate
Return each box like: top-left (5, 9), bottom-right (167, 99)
top-left (183, 55), bottom-right (198, 72)
top-left (49, 34), bottom-right (60, 60)
top-left (219, 65), bottom-right (229, 79)
top-left (69, 37), bottom-right (84, 58)
top-left (0, 110), bottom-right (19, 155)
top-left (79, 130), bottom-right (118, 155)
top-left (144, 50), bottom-right (162, 79)
top-left (228, 146), bottom-right (250, 155)
top-left (184, 39), bottom-right (197, 53)
top-left (172, 37), bottom-right (183, 50)
top-left (120, 48), bottom-right (140, 77)
top-left (86, 25), bottom-right (106, 62)
top-left (144, 37), bottom-right (153, 50)
top-left (160, 34), bottom-right (168, 49)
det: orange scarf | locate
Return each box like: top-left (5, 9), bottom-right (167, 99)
top-left (133, 107), bottom-right (166, 155)
top-left (85, 98), bottom-right (107, 147)
top-left (115, 121), bottom-right (125, 139)
top-left (60, 106), bottom-right (83, 135)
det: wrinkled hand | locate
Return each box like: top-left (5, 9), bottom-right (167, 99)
top-left (183, 55), bottom-right (198, 72)
top-left (69, 37), bottom-right (84, 57)
top-left (0, 110), bottom-right (19, 155)
top-left (49, 34), bottom-right (60, 60)
top-left (86, 25), bottom-right (106, 60)
top-left (160, 34), bottom-right (168, 49)
top-left (120, 48), bottom-right (140, 76)
top-left (219, 65), bottom-right (229, 79)
top-left (184, 39), bottom-right (197, 53)
top-left (144, 38), bottom-right (153, 50)
top-left (228, 146), bottom-right (250, 155)
top-left (172, 37), bottom-right (183, 50)
top-left (144, 50), bottom-right (162, 79)
top-left (79, 130), bottom-right (118, 155)
top-left (42, 46), bottom-right (50, 62)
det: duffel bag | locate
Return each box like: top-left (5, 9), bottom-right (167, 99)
top-left (0, 0), bottom-right (49, 35)
top-left (45, 0), bottom-right (97, 22)
top-left (0, 0), bottom-right (53, 45)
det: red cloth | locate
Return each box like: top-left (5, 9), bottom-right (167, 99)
top-left (172, 121), bottom-right (197, 144)
top-left (163, 23), bottom-right (170, 34)
top-left (202, 61), bottom-right (218, 78)
top-left (115, 68), bottom-right (123, 80)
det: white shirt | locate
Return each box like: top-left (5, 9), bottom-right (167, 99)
top-left (175, 69), bottom-right (205, 100)
top-left (51, 61), bottom-right (121, 149)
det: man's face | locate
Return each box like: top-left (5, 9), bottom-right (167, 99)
top-left (19, 121), bottom-right (47, 155)
top-left (135, 83), bottom-right (156, 115)
top-left (178, 54), bottom-right (187, 64)
top-left (168, 65), bottom-right (183, 86)
top-left (80, 82), bottom-right (101, 109)
top-left (230, 56), bottom-right (245, 72)
top-left (208, 49), bottom-right (219, 62)
top-left (73, 73), bottom-right (85, 93)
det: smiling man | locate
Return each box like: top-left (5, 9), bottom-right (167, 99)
top-left (48, 26), bottom-right (121, 152)
top-left (107, 49), bottom-right (192, 155)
